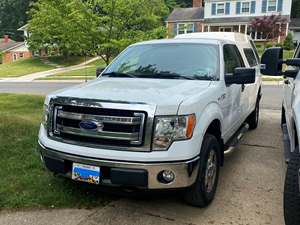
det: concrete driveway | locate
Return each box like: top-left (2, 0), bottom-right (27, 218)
top-left (0, 84), bottom-right (286, 225)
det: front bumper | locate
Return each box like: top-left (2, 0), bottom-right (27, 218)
top-left (38, 142), bottom-right (200, 189)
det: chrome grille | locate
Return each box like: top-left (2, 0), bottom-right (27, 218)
top-left (47, 97), bottom-right (155, 151)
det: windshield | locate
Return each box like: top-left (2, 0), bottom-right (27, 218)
top-left (103, 43), bottom-right (220, 80)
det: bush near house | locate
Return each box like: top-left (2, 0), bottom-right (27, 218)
top-left (284, 33), bottom-right (294, 50)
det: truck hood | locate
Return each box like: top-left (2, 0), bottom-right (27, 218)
top-left (51, 78), bottom-right (212, 114)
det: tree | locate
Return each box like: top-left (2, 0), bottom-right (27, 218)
top-left (250, 15), bottom-right (288, 43)
top-left (0, 0), bottom-right (36, 41)
top-left (92, 0), bottom-right (168, 65)
top-left (284, 32), bottom-right (294, 50)
top-left (28, 0), bottom-right (99, 56)
top-left (164, 0), bottom-right (192, 11)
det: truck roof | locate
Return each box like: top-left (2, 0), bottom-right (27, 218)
top-left (131, 38), bottom-right (220, 46)
top-left (131, 32), bottom-right (252, 47)
top-left (175, 32), bottom-right (251, 44)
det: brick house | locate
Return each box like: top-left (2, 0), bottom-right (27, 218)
top-left (166, 1), bottom-right (205, 38)
top-left (0, 35), bottom-right (32, 64)
top-left (166, 0), bottom-right (292, 42)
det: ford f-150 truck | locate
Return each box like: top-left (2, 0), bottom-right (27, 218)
top-left (261, 45), bottom-right (300, 225)
top-left (38, 32), bottom-right (262, 207)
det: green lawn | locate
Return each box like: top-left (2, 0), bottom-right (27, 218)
top-left (0, 94), bottom-right (113, 209)
top-left (0, 56), bottom-right (94, 78)
top-left (0, 58), bottom-right (55, 78)
top-left (257, 47), bottom-right (294, 59)
top-left (46, 56), bottom-right (92, 67)
top-left (39, 59), bottom-right (106, 80)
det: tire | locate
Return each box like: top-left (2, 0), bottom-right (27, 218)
top-left (184, 134), bottom-right (220, 207)
top-left (247, 99), bottom-right (260, 130)
top-left (284, 151), bottom-right (300, 225)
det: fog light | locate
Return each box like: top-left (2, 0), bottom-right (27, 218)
top-left (158, 170), bottom-right (175, 184)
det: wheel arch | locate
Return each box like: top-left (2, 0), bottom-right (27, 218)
top-left (204, 119), bottom-right (224, 166)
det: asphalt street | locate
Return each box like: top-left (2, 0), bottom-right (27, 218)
top-left (0, 81), bottom-right (283, 110)
top-left (0, 82), bottom-right (286, 225)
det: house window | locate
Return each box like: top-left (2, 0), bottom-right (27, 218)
top-left (219, 27), bottom-right (233, 32)
top-left (217, 3), bottom-right (225, 14)
top-left (177, 23), bottom-right (194, 35)
top-left (13, 53), bottom-right (17, 61)
top-left (268, 0), bottom-right (277, 12)
top-left (19, 53), bottom-right (24, 58)
top-left (241, 2), bottom-right (250, 13)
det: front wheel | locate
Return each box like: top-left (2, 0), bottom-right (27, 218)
top-left (284, 151), bottom-right (300, 225)
top-left (184, 134), bottom-right (220, 207)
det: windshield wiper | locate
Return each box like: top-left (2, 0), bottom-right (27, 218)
top-left (148, 73), bottom-right (194, 80)
top-left (191, 75), bottom-right (217, 81)
top-left (101, 72), bottom-right (137, 78)
top-left (150, 73), bottom-right (216, 81)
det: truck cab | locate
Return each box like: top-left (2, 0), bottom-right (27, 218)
top-left (38, 32), bottom-right (261, 207)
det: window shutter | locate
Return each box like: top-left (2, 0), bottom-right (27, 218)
top-left (212, 3), bottom-right (216, 15)
top-left (261, 0), bottom-right (267, 12)
top-left (236, 2), bottom-right (241, 14)
top-left (225, 2), bottom-right (230, 15)
top-left (250, 1), bottom-right (256, 14)
top-left (277, 0), bottom-right (283, 12)
top-left (173, 23), bottom-right (177, 36)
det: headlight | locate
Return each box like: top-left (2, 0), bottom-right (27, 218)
top-left (152, 114), bottom-right (196, 151)
top-left (42, 104), bottom-right (49, 128)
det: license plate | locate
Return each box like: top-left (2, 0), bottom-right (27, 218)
top-left (72, 163), bottom-right (100, 184)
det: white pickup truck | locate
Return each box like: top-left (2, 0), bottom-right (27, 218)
top-left (38, 32), bottom-right (261, 207)
top-left (261, 45), bottom-right (300, 225)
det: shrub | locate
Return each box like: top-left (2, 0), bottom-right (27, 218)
top-left (266, 42), bottom-right (273, 48)
top-left (284, 33), bottom-right (294, 50)
top-left (256, 43), bottom-right (262, 49)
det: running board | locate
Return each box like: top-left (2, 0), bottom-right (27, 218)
top-left (282, 124), bottom-right (291, 163)
top-left (224, 123), bottom-right (249, 155)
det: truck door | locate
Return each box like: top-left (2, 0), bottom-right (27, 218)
top-left (222, 44), bottom-right (244, 139)
top-left (242, 46), bottom-right (260, 117)
top-left (284, 45), bottom-right (300, 151)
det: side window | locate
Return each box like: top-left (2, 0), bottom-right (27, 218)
top-left (244, 48), bottom-right (258, 67)
top-left (223, 44), bottom-right (245, 74)
top-left (250, 40), bottom-right (260, 61)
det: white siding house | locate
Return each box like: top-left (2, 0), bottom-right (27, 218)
top-left (166, 0), bottom-right (293, 42)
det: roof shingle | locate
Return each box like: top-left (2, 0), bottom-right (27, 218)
top-left (0, 39), bottom-right (23, 52)
top-left (166, 7), bottom-right (204, 22)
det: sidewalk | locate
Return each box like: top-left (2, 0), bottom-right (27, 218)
top-left (0, 57), bottom-right (100, 82)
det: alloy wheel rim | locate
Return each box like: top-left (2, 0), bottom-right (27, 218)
top-left (205, 149), bottom-right (217, 193)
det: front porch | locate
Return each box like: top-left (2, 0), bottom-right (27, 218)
top-left (203, 23), bottom-right (288, 42)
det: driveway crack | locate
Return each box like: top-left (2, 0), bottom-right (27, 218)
top-left (241, 143), bottom-right (279, 149)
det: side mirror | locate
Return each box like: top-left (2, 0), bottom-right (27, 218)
top-left (225, 67), bottom-right (256, 85)
top-left (286, 58), bottom-right (300, 67)
top-left (284, 69), bottom-right (299, 79)
top-left (260, 47), bottom-right (283, 75)
top-left (96, 67), bottom-right (106, 77)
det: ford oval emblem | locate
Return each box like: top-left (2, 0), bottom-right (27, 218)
top-left (79, 120), bottom-right (98, 130)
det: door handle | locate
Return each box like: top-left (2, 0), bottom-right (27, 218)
top-left (284, 79), bottom-right (290, 84)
